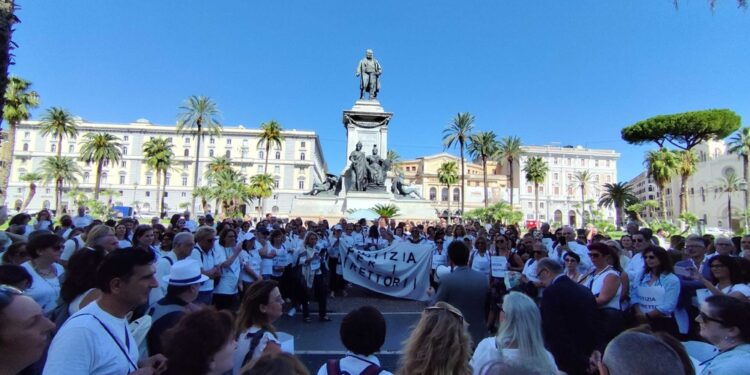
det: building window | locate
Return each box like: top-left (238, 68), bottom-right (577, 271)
top-left (301, 141), bottom-right (306, 148)
top-left (441, 188), bottom-right (448, 202)
top-left (275, 151), bottom-right (281, 160)
top-left (300, 152), bottom-right (305, 160)
top-left (68, 144), bottom-right (74, 153)
top-left (121, 161), bottom-right (127, 167)
top-left (528, 202), bottom-right (532, 208)
top-left (119, 175), bottom-right (125, 184)
top-left (553, 157), bottom-right (558, 165)
top-left (606, 175), bottom-right (612, 183)
top-left (209, 149), bottom-right (214, 157)
top-left (540, 202), bottom-right (544, 208)
top-left (122, 146), bottom-right (128, 155)
top-left (257, 165), bottom-right (263, 174)
top-left (429, 187), bottom-right (437, 201)
top-left (453, 188), bottom-right (460, 202)
top-left (165, 174), bottom-right (171, 185)
top-left (22, 143), bottom-right (28, 151)
top-left (123, 135), bottom-right (129, 141)
top-left (272, 206), bottom-right (279, 213)
top-left (539, 186), bottom-right (544, 192)
top-left (51, 144), bottom-right (56, 153)
top-left (226, 138), bottom-right (231, 145)
top-left (224, 150), bottom-right (230, 158)
top-left (595, 160), bottom-right (599, 167)
top-left (553, 173), bottom-right (559, 180)
top-left (181, 192), bottom-right (187, 197)
top-left (298, 180), bottom-right (304, 189)
top-left (210, 138), bottom-right (215, 145)
top-left (24, 131), bottom-right (29, 138)
top-left (146, 191), bottom-right (150, 197)
top-left (83, 172), bottom-right (90, 183)
top-left (182, 177), bottom-right (188, 186)
top-left (184, 137), bottom-right (190, 144)
top-left (184, 149), bottom-right (189, 157)
top-left (554, 187), bottom-right (560, 195)
top-left (146, 176), bottom-right (152, 185)
top-left (274, 166), bottom-right (280, 174)
top-left (606, 160), bottom-right (610, 167)
top-left (164, 192), bottom-right (169, 197)
top-left (527, 186), bottom-right (532, 193)
top-left (273, 178), bottom-right (280, 188)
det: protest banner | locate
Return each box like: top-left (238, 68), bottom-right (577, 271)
top-left (490, 256), bottom-right (508, 278)
top-left (341, 241), bottom-right (432, 301)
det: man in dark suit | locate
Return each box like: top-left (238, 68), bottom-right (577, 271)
top-left (536, 258), bottom-right (599, 375)
top-left (432, 240), bottom-right (489, 347)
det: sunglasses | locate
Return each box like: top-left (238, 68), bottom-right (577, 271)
top-left (697, 311), bottom-right (726, 325)
top-left (634, 239), bottom-right (646, 243)
top-left (0, 284), bottom-right (24, 310)
top-left (588, 253), bottom-right (601, 258)
top-left (425, 306), bottom-right (465, 324)
top-left (644, 255), bottom-right (657, 260)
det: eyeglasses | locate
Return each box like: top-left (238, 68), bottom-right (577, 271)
top-left (0, 284), bottom-right (23, 310)
top-left (425, 306), bottom-right (465, 323)
top-left (644, 255), bottom-right (657, 260)
top-left (710, 264), bottom-right (727, 269)
top-left (634, 239), bottom-right (646, 243)
top-left (588, 253), bottom-right (601, 258)
top-left (697, 311), bottom-right (726, 325)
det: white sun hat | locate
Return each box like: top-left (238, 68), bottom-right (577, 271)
top-left (163, 259), bottom-right (209, 286)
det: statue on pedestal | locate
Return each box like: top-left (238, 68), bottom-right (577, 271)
top-left (304, 174), bottom-right (340, 196)
top-left (348, 141), bottom-right (368, 191)
top-left (356, 49), bottom-right (382, 100)
top-left (366, 145), bottom-right (390, 188)
top-left (391, 172), bottom-right (423, 199)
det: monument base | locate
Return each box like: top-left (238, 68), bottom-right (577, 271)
top-left (289, 191), bottom-right (437, 221)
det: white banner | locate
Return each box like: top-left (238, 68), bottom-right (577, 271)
top-left (342, 241), bottom-right (432, 301)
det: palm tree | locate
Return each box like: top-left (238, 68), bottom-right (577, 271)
top-left (497, 136), bottom-right (524, 207)
top-left (598, 182), bottom-right (638, 229)
top-left (442, 112), bottom-right (475, 216)
top-left (206, 156), bottom-right (233, 180)
top-left (523, 156), bottom-right (548, 223)
top-left (370, 204), bottom-right (400, 220)
top-left (176, 95), bottom-right (222, 214)
top-left (386, 149), bottom-right (403, 175)
top-left (572, 170), bottom-right (595, 227)
top-left (467, 131), bottom-right (499, 209)
top-left (716, 172), bottom-right (744, 231)
top-left (209, 169), bottom-right (249, 217)
top-left (727, 127), bottom-right (750, 230)
top-left (79, 132), bottom-right (122, 200)
top-left (249, 173), bottom-right (275, 219)
top-left (437, 161), bottom-right (459, 223)
top-left (257, 120), bottom-right (284, 173)
top-left (18, 172), bottom-right (42, 212)
top-left (39, 156), bottom-right (81, 217)
top-left (192, 186), bottom-right (212, 214)
top-left (39, 107), bottom-right (78, 157)
top-left (0, 76), bottom-right (39, 202)
top-left (675, 150), bottom-right (698, 215)
top-left (143, 137), bottom-right (175, 216)
top-left (645, 148), bottom-right (679, 221)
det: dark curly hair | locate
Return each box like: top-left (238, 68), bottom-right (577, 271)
top-left (61, 247), bottom-right (106, 303)
top-left (162, 308), bottom-right (235, 375)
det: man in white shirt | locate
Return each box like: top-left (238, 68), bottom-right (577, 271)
top-left (317, 306), bottom-right (392, 375)
top-left (44, 248), bottom-right (166, 375)
top-left (551, 226), bottom-right (592, 274)
top-left (72, 206), bottom-right (93, 229)
top-left (154, 232), bottom-right (196, 300)
top-left (183, 210), bottom-right (198, 233)
top-left (190, 226), bottom-right (222, 305)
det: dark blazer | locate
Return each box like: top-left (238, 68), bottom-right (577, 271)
top-left (434, 266), bottom-right (489, 347)
top-left (540, 275), bottom-right (599, 375)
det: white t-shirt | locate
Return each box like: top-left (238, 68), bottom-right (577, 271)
top-left (117, 239), bottom-right (132, 249)
top-left (239, 249), bottom-right (262, 283)
top-left (215, 246), bottom-right (240, 295)
top-left (470, 337), bottom-right (558, 375)
top-left (21, 261), bottom-right (65, 314)
top-left (72, 215), bottom-right (93, 229)
top-left (233, 327), bottom-right (280, 374)
top-left (61, 235), bottom-right (84, 261)
top-left (317, 353), bottom-right (393, 375)
top-left (44, 301), bottom-right (140, 375)
top-left (587, 267), bottom-right (622, 310)
top-left (190, 246), bottom-right (225, 292)
top-left (154, 253), bottom-right (178, 297)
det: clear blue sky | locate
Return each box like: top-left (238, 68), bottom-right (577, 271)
top-left (10, 1), bottom-right (750, 181)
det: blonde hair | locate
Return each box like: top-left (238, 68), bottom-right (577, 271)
top-left (495, 292), bottom-right (556, 373)
top-left (84, 225), bottom-right (115, 248)
top-left (396, 302), bottom-right (472, 375)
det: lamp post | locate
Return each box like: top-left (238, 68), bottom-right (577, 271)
top-left (740, 179), bottom-right (749, 232)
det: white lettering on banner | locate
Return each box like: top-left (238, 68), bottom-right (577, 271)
top-left (491, 256), bottom-right (508, 278)
top-left (636, 285), bottom-right (666, 314)
top-left (342, 241), bottom-right (432, 301)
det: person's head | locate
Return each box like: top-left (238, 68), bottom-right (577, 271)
top-left (60, 247), bottom-right (106, 303)
top-left (239, 352), bottom-right (310, 375)
top-left (0, 287), bottom-right (55, 373)
top-left (163, 308), bottom-right (236, 375)
top-left (619, 235), bottom-right (633, 249)
top-left (531, 241), bottom-right (547, 260)
top-left (631, 232), bottom-right (650, 252)
top-left (453, 224), bottom-right (466, 237)
top-left (95, 248), bottom-right (157, 308)
top-left (85, 224), bottom-right (118, 252)
top-left (183, 210), bottom-right (191, 220)
top-left (601, 332), bottom-right (684, 375)
top-left (59, 215), bottom-right (72, 228)
top-left (77, 206), bottom-right (86, 216)
top-left (164, 259), bottom-right (207, 303)
top-left (588, 242), bottom-right (615, 270)
top-left (399, 302), bottom-right (472, 375)
top-left (698, 295), bottom-right (750, 347)
top-left (642, 246), bottom-right (673, 276)
top-left (563, 251), bottom-right (580, 272)
top-left (1, 242), bottom-right (29, 266)
top-left (26, 233), bottom-right (64, 263)
top-left (132, 224), bottom-right (155, 248)
top-left (708, 255), bottom-right (744, 285)
top-left (714, 236), bottom-right (736, 256)
top-left (195, 226), bottom-right (217, 252)
top-left (114, 223), bottom-right (128, 238)
top-left (496, 292), bottom-right (556, 373)
top-left (561, 226), bottom-right (576, 243)
top-left (474, 236), bottom-right (488, 252)
top-left (173, 232), bottom-right (196, 259)
top-left (0, 265), bottom-right (32, 290)
top-left (626, 222), bottom-right (639, 235)
top-left (684, 236), bottom-right (707, 259)
top-left (151, 216), bottom-right (160, 225)
top-left (366, 49), bottom-right (373, 58)
top-left (303, 232), bottom-right (319, 248)
top-left (160, 230), bottom-right (175, 251)
top-left (269, 229), bottom-right (284, 246)
top-left (237, 280), bottom-right (282, 333)
top-left (219, 228), bottom-right (238, 248)
top-left (447, 240), bottom-right (470, 267)
top-left (340, 305), bottom-right (386, 356)
top-left (535, 258), bottom-right (563, 288)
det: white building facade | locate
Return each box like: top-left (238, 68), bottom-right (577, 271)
top-left (8, 119), bottom-right (327, 217)
top-left (517, 145), bottom-right (620, 227)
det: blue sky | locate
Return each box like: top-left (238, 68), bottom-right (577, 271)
top-left (10, 1), bottom-right (750, 181)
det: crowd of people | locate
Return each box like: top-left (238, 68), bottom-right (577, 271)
top-left (1, 203), bottom-right (749, 375)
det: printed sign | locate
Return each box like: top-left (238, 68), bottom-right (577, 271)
top-left (342, 241), bottom-right (432, 301)
top-left (491, 256), bottom-right (508, 278)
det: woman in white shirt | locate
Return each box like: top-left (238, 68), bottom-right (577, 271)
top-left (213, 228), bottom-right (242, 311)
top-left (234, 280), bottom-right (284, 373)
top-left (693, 254), bottom-right (750, 302)
top-left (239, 236), bottom-right (262, 291)
top-left (469, 236), bottom-right (492, 280)
top-left (296, 232), bottom-right (331, 322)
top-left (21, 233), bottom-right (66, 314)
top-left (470, 292), bottom-right (558, 375)
top-left (114, 223), bottom-right (132, 249)
top-left (585, 242), bottom-right (624, 349)
top-left (60, 246), bottom-right (105, 315)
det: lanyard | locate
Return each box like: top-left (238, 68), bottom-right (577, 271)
top-left (69, 313), bottom-right (137, 371)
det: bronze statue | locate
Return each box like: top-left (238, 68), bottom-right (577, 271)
top-left (348, 141), bottom-right (368, 191)
top-left (356, 49), bottom-right (382, 100)
top-left (392, 172), bottom-right (423, 199)
top-left (365, 145), bottom-right (389, 187)
top-left (305, 174), bottom-right (339, 196)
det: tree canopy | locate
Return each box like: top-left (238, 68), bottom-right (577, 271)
top-left (621, 109), bottom-right (740, 150)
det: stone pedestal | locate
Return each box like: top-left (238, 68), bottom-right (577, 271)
top-left (342, 99), bottom-right (393, 176)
